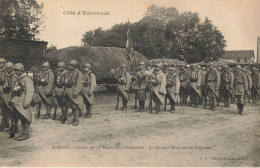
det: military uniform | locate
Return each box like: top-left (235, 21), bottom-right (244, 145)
top-left (53, 61), bottom-right (68, 123)
top-left (0, 58), bottom-right (7, 131)
top-left (251, 67), bottom-right (260, 103)
top-left (221, 65), bottom-right (234, 108)
top-left (81, 63), bottom-right (96, 118)
top-left (189, 64), bottom-right (202, 108)
top-left (65, 60), bottom-right (84, 126)
top-left (149, 63), bottom-right (166, 114)
top-left (39, 62), bottom-right (55, 119)
top-left (134, 62), bottom-right (148, 112)
top-left (204, 63), bottom-right (221, 111)
top-left (166, 67), bottom-right (180, 112)
top-left (201, 67), bottom-right (207, 105)
top-left (244, 69), bottom-right (252, 103)
top-left (12, 63), bottom-right (34, 141)
top-left (233, 65), bottom-right (248, 114)
top-left (178, 65), bottom-right (190, 106)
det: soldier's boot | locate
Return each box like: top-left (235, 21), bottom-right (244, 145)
top-left (42, 105), bottom-right (51, 119)
top-left (157, 104), bottom-right (162, 114)
top-left (236, 103), bottom-right (240, 114)
top-left (227, 97), bottom-right (231, 108)
top-left (170, 103), bottom-right (175, 113)
top-left (72, 109), bottom-right (79, 126)
top-left (17, 121), bottom-right (30, 141)
top-left (211, 98), bottom-right (216, 111)
top-left (121, 99), bottom-right (127, 111)
top-left (52, 105), bottom-right (57, 120)
top-left (203, 99), bottom-right (207, 109)
top-left (85, 105), bottom-right (92, 118)
top-left (14, 121), bottom-right (25, 140)
top-left (61, 108), bottom-right (67, 124)
top-left (137, 101), bottom-right (142, 112)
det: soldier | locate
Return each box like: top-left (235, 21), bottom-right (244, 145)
top-left (0, 58), bottom-right (7, 131)
top-left (189, 64), bottom-right (202, 108)
top-left (39, 62), bottom-right (55, 119)
top-left (53, 61), bottom-right (68, 124)
top-left (149, 63), bottom-right (166, 114)
top-left (134, 61), bottom-right (148, 112)
top-left (233, 65), bottom-right (248, 115)
top-left (178, 64), bottom-right (190, 106)
top-left (165, 67), bottom-right (180, 113)
top-left (204, 62), bottom-right (221, 111)
top-left (116, 64), bottom-right (131, 111)
top-left (64, 60), bottom-right (84, 126)
top-left (2, 62), bottom-right (18, 136)
top-left (221, 65), bottom-right (234, 108)
top-left (81, 63), bottom-right (96, 118)
top-left (201, 66), bottom-right (207, 105)
top-left (242, 68), bottom-right (252, 103)
top-left (251, 67), bottom-right (260, 104)
top-left (11, 63), bottom-right (34, 141)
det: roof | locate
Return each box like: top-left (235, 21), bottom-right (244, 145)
top-left (0, 37), bottom-right (48, 44)
top-left (223, 50), bottom-right (254, 59)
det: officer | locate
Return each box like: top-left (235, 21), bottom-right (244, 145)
top-left (116, 64), bottom-right (131, 111)
top-left (2, 62), bottom-right (18, 135)
top-left (64, 60), bottom-right (84, 126)
top-left (178, 64), bottom-right (190, 106)
top-left (189, 64), bottom-right (202, 108)
top-left (53, 61), bottom-right (68, 124)
top-left (11, 63), bottom-right (34, 141)
top-left (149, 63), bottom-right (166, 114)
top-left (166, 67), bottom-right (180, 113)
top-left (221, 65), bottom-right (234, 108)
top-left (39, 62), bottom-right (55, 119)
top-left (233, 65), bottom-right (248, 114)
top-left (0, 58), bottom-right (7, 131)
top-left (134, 61), bottom-right (148, 112)
top-left (204, 62), bottom-right (221, 111)
top-left (251, 67), bottom-right (260, 104)
top-left (81, 63), bottom-right (96, 118)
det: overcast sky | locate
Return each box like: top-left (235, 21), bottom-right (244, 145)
top-left (37, 0), bottom-right (260, 56)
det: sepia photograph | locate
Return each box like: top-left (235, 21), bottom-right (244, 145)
top-left (0, 0), bottom-right (259, 167)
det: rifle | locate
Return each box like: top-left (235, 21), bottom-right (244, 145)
top-left (163, 64), bottom-right (167, 111)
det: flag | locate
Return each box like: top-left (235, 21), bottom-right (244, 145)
top-left (126, 21), bottom-right (135, 70)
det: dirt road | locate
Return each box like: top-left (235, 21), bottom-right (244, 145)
top-left (0, 92), bottom-right (259, 167)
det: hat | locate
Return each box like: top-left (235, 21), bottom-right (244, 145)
top-left (0, 58), bottom-right (6, 64)
top-left (169, 67), bottom-right (176, 71)
top-left (83, 63), bottom-right (91, 68)
top-left (69, 60), bottom-right (78, 66)
top-left (13, 63), bottom-right (24, 71)
top-left (235, 65), bottom-right (241, 69)
top-left (57, 61), bottom-right (66, 67)
top-left (121, 64), bottom-right (127, 68)
top-left (42, 62), bottom-right (50, 67)
top-left (139, 61), bottom-right (145, 65)
top-left (5, 62), bottom-right (14, 68)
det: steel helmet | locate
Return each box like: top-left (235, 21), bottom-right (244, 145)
top-left (42, 62), bottom-right (50, 67)
top-left (83, 63), bottom-right (91, 68)
top-left (57, 61), bottom-right (66, 67)
top-left (5, 62), bottom-right (14, 68)
top-left (169, 66), bottom-right (176, 71)
top-left (121, 64), bottom-right (127, 68)
top-left (139, 61), bottom-right (145, 65)
top-left (154, 63), bottom-right (161, 67)
top-left (13, 63), bottom-right (25, 71)
top-left (235, 65), bottom-right (241, 69)
top-left (0, 58), bottom-right (6, 64)
top-left (69, 60), bottom-right (78, 66)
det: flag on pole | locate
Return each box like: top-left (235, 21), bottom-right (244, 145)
top-left (126, 21), bottom-right (135, 70)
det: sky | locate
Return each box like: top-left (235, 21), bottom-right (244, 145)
top-left (37, 0), bottom-right (260, 57)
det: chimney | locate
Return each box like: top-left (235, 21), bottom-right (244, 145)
top-left (256, 37), bottom-right (260, 64)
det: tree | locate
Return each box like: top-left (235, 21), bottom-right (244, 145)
top-left (47, 44), bottom-right (57, 53)
top-left (0, 0), bottom-right (44, 40)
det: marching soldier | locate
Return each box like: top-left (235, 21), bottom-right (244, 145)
top-left (178, 64), bottom-right (190, 106)
top-left (11, 63), bottom-right (34, 141)
top-left (233, 65), bottom-right (248, 114)
top-left (64, 60), bottom-right (84, 126)
top-left (189, 64), bottom-right (202, 108)
top-left (3, 62), bottom-right (18, 136)
top-left (166, 67), bottom-right (180, 113)
top-left (0, 58), bottom-right (7, 131)
top-left (81, 63), bottom-right (96, 118)
top-left (204, 62), bottom-right (221, 111)
top-left (53, 61), bottom-right (68, 124)
top-left (221, 65), bottom-right (234, 108)
top-left (251, 67), bottom-right (260, 104)
top-left (134, 61), bottom-right (148, 112)
top-left (149, 63), bottom-right (166, 114)
top-left (39, 62), bottom-right (55, 119)
top-left (116, 64), bottom-right (131, 111)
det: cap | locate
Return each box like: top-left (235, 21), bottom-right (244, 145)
top-left (5, 62), bottom-right (14, 68)
top-left (13, 63), bottom-right (25, 71)
top-left (0, 58), bottom-right (6, 64)
top-left (57, 61), bottom-right (66, 67)
top-left (42, 62), bottom-right (50, 67)
top-left (69, 60), bottom-right (78, 66)
top-left (139, 61), bottom-right (145, 65)
top-left (121, 64), bottom-right (127, 68)
top-left (83, 63), bottom-right (91, 68)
